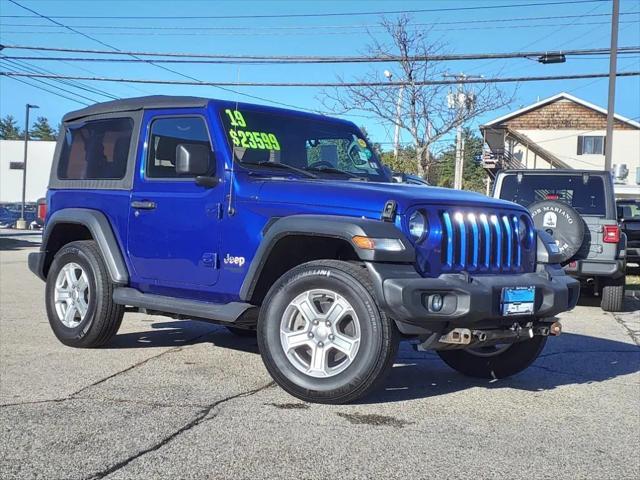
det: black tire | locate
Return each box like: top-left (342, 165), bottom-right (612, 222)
top-left (257, 260), bottom-right (399, 404)
top-left (437, 336), bottom-right (547, 379)
top-left (225, 326), bottom-right (257, 337)
top-left (45, 240), bottom-right (124, 348)
top-left (528, 200), bottom-right (585, 264)
top-left (600, 277), bottom-right (625, 312)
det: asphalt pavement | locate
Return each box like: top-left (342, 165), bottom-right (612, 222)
top-left (1, 231), bottom-right (638, 479)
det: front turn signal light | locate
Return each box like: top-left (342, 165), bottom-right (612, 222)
top-left (352, 236), bottom-right (404, 252)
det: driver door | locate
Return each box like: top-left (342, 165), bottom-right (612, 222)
top-left (127, 111), bottom-right (223, 291)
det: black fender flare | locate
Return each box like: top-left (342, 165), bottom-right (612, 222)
top-left (41, 208), bottom-right (129, 284)
top-left (239, 214), bottom-right (414, 302)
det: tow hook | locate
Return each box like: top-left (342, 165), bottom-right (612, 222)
top-left (549, 321), bottom-right (562, 336)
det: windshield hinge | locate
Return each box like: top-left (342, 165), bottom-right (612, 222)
top-left (381, 200), bottom-right (397, 222)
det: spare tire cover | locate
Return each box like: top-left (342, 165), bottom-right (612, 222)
top-left (528, 200), bottom-right (585, 263)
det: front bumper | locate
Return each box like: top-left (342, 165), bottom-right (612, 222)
top-left (366, 263), bottom-right (579, 334)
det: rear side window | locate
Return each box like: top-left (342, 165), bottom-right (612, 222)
top-left (146, 117), bottom-right (212, 178)
top-left (58, 118), bottom-right (133, 180)
top-left (499, 174), bottom-right (606, 216)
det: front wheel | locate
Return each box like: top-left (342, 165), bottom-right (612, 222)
top-left (437, 336), bottom-right (547, 379)
top-left (258, 260), bottom-right (399, 404)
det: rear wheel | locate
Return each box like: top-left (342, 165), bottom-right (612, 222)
top-left (45, 240), bottom-right (124, 348)
top-left (258, 260), bottom-right (399, 404)
top-left (437, 336), bottom-right (547, 379)
top-left (600, 277), bottom-right (625, 312)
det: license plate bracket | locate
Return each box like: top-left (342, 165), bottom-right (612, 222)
top-left (501, 286), bottom-right (535, 316)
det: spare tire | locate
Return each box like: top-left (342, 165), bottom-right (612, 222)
top-left (528, 200), bottom-right (585, 263)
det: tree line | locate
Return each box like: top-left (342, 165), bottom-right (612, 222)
top-left (0, 115), bottom-right (58, 141)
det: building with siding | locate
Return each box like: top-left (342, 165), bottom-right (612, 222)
top-left (480, 93), bottom-right (640, 198)
top-left (0, 140), bottom-right (56, 203)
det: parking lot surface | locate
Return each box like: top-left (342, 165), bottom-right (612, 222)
top-left (1, 231), bottom-right (639, 479)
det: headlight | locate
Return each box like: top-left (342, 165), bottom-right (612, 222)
top-left (518, 216), bottom-right (528, 243)
top-left (408, 210), bottom-right (427, 242)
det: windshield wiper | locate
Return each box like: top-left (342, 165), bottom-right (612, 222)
top-left (306, 166), bottom-right (359, 178)
top-left (251, 161), bottom-right (317, 178)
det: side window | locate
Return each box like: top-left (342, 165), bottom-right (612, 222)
top-left (58, 117), bottom-right (132, 180)
top-left (577, 135), bottom-right (605, 155)
top-left (146, 117), bottom-right (213, 178)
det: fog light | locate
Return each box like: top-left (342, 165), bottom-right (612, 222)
top-left (430, 294), bottom-right (443, 312)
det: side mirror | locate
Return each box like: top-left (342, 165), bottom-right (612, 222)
top-left (175, 143), bottom-right (212, 176)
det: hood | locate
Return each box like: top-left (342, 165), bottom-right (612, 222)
top-left (256, 178), bottom-right (527, 216)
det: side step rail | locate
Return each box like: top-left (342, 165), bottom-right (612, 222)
top-left (113, 287), bottom-right (253, 323)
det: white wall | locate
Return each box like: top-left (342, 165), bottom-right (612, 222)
top-left (510, 129), bottom-right (640, 186)
top-left (0, 140), bottom-right (56, 202)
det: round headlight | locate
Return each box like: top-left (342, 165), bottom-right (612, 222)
top-left (408, 210), bottom-right (427, 242)
top-left (518, 216), bottom-right (528, 242)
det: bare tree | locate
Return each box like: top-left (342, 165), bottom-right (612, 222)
top-left (322, 16), bottom-right (513, 178)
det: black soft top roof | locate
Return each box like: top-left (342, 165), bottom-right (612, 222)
top-left (62, 95), bottom-right (210, 122)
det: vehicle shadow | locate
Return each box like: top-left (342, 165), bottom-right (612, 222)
top-left (106, 319), bottom-right (639, 405)
top-left (107, 320), bottom-right (259, 354)
top-left (361, 332), bottom-right (639, 404)
top-left (0, 235), bottom-right (41, 251)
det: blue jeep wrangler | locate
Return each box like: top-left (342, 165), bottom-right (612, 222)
top-left (29, 96), bottom-right (579, 404)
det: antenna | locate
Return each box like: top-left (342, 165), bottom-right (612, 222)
top-left (227, 67), bottom-right (240, 216)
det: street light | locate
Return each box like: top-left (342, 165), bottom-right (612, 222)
top-left (17, 103), bottom-right (39, 230)
top-left (384, 70), bottom-right (403, 160)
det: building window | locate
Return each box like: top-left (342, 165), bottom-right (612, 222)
top-left (577, 135), bottom-right (605, 155)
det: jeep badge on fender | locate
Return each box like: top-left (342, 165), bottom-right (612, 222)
top-left (28, 96), bottom-right (579, 404)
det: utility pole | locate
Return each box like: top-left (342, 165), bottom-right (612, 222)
top-left (446, 73), bottom-right (480, 190)
top-left (604, 0), bottom-right (620, 171)
top-left (17, 103), bottom-right (39, 230)
top-left (384, 70), bottom-right (403, 159)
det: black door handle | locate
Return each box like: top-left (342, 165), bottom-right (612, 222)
top-left (131, 200), bottom-right (156, 210)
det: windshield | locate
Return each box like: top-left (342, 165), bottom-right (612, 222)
top-left (498, 174), bottom-right (606, 216)
top-left (219, 106), bottom-right (389, 181)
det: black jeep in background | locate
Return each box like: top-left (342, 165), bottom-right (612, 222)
top-left (494, 170), bottom-right (626, 312)
top-left (618, 199), bottom-right (640, 271)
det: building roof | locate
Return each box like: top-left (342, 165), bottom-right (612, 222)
top-left (62, 95), bottom-right (210, 122)
top-left (481, 92), bottom-right (640, 129)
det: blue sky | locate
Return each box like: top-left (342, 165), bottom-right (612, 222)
top-left (1, 0), bottom-right (638, 151)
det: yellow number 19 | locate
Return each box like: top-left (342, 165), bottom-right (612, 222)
top-left (224, 109), bottom-right (246, 128)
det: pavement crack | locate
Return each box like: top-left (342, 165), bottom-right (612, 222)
top-left (538, 349), bottom-right (639, 358)
top-left (70, 330), bottom-right (215, 398)
top-left (611, 312), bottom-right (640, 347)
top-left (84, 381), bottom-right (275, 480)
top-left (1, 330), bottom-right (216, 410)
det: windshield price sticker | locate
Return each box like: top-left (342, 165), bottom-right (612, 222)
top-left (225, 108), bottom-right (281, 151)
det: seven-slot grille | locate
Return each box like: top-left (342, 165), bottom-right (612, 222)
top-left (439, 210), bottom-right (528, 273)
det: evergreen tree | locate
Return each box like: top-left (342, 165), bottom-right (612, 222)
top-left (0, 115), bottom-right (23, 140)
top-left (30, 116), bottom-right (57, 141)
top-left (433, 129), bottom-right (488, 193)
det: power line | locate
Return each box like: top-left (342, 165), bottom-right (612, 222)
top-left (2, 44), bottom-right (636, 63)
top-left (0, 58), bottom-right (102, 103)
top-left (2, 11), bottom-right (636, 31)
top-left (1, 73), bottom-right (90, 106)
top-left (2, 70), bottom-right (637, 87)
top-left (3, 0), bottom-right (317, 113)
top-left (0, 56), bottom-right (120, 100)
top-left (0, 1), bottom-right (609, 20)
top-left (4, 19), bottom-right (638, 36)
top-left (4, 48), bottom-right (639, 65)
